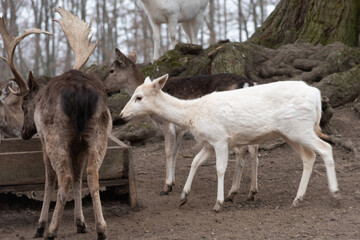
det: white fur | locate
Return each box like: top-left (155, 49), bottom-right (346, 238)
top-left (141, 0), bottom-right (209, 61)
top-left (121, 75), bottom-right (340, 211)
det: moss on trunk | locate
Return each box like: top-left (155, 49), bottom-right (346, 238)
top-left (250, 0), bottom-right (360, 48)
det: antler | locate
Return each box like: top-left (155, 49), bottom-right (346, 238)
top-left (0, 80), bottom-right (10, 90)
top-left (0, 17), bottom-right (52, 95)
top-left (54, 8), bottom-right (98, 70)
top-left (0, 80), bottom-right (16, 101)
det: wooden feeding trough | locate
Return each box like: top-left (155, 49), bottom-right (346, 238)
top-left (0, 135), bottom-right (137, 208)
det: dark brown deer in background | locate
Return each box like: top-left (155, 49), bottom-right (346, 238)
top-left (103, 49), bottom-right (260, 203)
top-left (0, 81), bottom-right (23, 141)
top-left (0, 8), bottom-right (111, 240)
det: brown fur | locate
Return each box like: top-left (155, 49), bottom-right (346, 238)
top-left (103, 48), bottom-right (254, 98)
top-left (163, 73), bottom-right (254, 99)
top-left (23, 70), bottom-right (111, 239)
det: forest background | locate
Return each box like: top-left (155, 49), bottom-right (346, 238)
top-left (0, 0), bottom-right (278, 77)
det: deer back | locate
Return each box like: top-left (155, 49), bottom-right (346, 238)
top-left (23, 70), bottom-right (109, 140)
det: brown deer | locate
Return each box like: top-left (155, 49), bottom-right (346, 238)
top-left (0, 81), bottom-right (23, 141)
top-left (103, 49), bottom-right (260, 203)
top-left (0, 8), bottom-right (111, 240)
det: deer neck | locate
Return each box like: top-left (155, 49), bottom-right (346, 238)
top-left (127, 70), bottom-right (145, 95)
top-left (153, 91), bottom-right (197, 129)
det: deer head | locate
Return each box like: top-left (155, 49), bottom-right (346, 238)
top-left (120, 74), bottom-right (169, 121)
top-left (103, 48), bottom-right (142, 95)
top-left (0, 8), bottom-right (98, 140)
top-left (20, 72), bottom-right (40, 140)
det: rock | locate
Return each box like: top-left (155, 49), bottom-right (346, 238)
top-left (315, 64), bottom-right (360, 107)
top-left (84, 64), bottom-right (109, 81)
top-left (354, 101), bottom-right (360, 119)
top-left (106, 92), bottom-right (131, 124)
top-left (112, 120), bottom-right (161, 144)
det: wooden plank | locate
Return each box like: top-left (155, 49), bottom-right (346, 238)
top-left (0, 136), bottom-right (137, 206)
top-left (0, 151), bottom-right (44, 185)
top-left (0, 138), bottom-right (129, 186)
top-left (0, 138), bottom-right (42, 153)
top-left (0, 136), bottom-right (126, 153)
top-left (0, 178), bottom-right (129, 193)
top-left (0, 148), bottom-right (126, 186)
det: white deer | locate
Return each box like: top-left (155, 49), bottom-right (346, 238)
top-left (104, 49), bottom-right (259, 201)
top-left (120, 74), bottom-right (340, 212)
top-left (140, 0), bottom-right (209, 61)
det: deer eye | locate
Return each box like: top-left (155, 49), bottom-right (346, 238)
top-left (135, 96), bottom-right (142, 102)
top-left (109, 69), bottom-right (114, 73)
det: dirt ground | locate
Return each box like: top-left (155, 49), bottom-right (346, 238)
top-left (0, 103), bottom-right (359, 240)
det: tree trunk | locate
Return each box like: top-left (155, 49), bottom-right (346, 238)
top-left (208, 0), bottom-right (216, 44)
top-left (250, 0), bottom-right (360, 48)
top-left (250, 0), bottom-right (258, 29)
top-left (237, 0), bottom-right (243, 42)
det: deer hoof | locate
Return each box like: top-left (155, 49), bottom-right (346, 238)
top-left (246, 193), bottom-right (256, 202)
top-left (44, 232), bottom-right (56, 240)
top-left (213, 201), bottom-right (222, 212)
top-left (97, 230), bottom-right (107, 240)
top-left (76, 221), bottom-right (88, 234)
top-left (332, 191), bottom-right (342, 207)
top-left (34, 226), bottom-right (45, 238)
top-left (225, 193), bottom-right (236, 202)
top-left (179, 193), bottom-right (188, 207)
top-left (291, 197), bottom-right (303, 208)
top-left (160, 184), bottom-right (173, 195)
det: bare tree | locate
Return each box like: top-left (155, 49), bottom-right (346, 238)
top-left (250, 0), bottom-right (258, 29)
top-left (207, 0), bottom-right (216, 44)
top-left (1, 0), bottom-right (280, 68)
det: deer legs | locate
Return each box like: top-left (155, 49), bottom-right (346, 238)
top-left (180, 146), bottom-right (214, 206)
top-left (247, 145), bottom-right (259, 200)
top-left (161, 123), bottom-right (185, 195)
top-left (150, 22), bottom-right (161, 61)
top-left (34, 150), bottom-right (56, 238)
top-left (35, 144), bottom-right (106, 240)
top-left (226, 145), bottom-right (259, 202)
top-left (87, 148), bottom-right (107, 240)
top-left (287, 134), bottom-right (340, 207)
top-left (46, 153), bottom-right (73, 239)
top-left (73, 152), bottom-right (87, 234)
top-left (180, 144), bottom-right (259, 212)
top-left (181, 143), bottom-right (230, 212)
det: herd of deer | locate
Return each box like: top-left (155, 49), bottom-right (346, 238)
top-left (0, 3), bottom-right (340, 240)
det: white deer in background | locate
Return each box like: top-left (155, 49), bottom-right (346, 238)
top-left (141, 0), bottom-right (209, 61)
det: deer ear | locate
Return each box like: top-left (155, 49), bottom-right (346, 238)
top-left (127, 51), bottom-right (137, 64)
top-left (115, 48), bottom-right (127, 65)
top-left (28, 71), bottom-right (39, 91)
top-left (153, 74), bottom-right (168, 90)
top-left (144, 76), bottom-right (152, 84)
